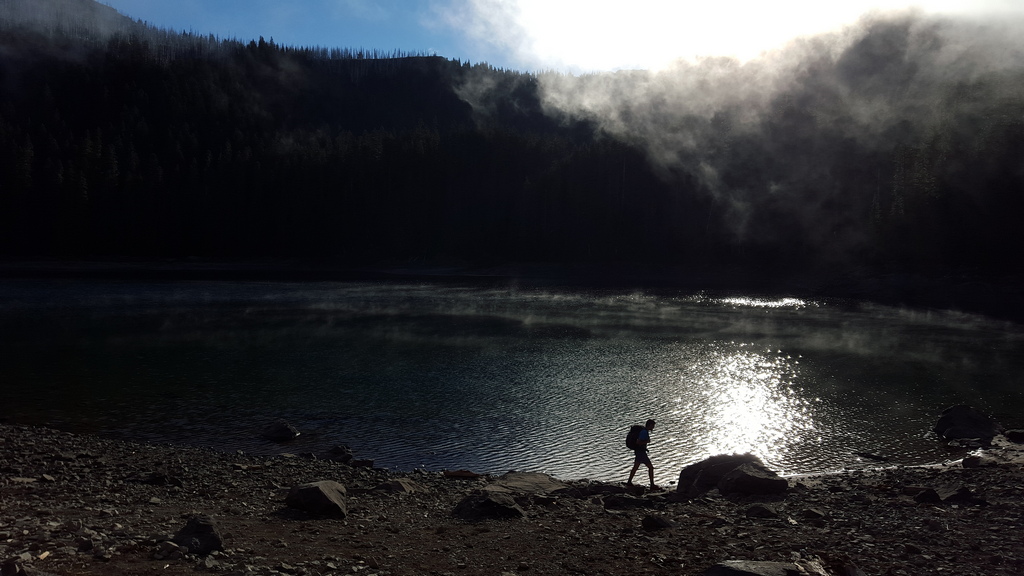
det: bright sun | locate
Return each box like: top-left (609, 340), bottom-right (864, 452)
top-left (461, 0), bottom-right (1019, 71)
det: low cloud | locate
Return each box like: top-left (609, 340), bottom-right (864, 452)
top-left (536, 11), bottom-right (1024, 173)
top-left (521, 10), bottom-right (1024, 252)
top-left (447, 0), bottom-right (1024, 72)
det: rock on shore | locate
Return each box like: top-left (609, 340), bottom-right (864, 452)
top-left (2, 424), bottom-right (1024, 576)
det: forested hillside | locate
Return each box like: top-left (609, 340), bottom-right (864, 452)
top-left (1, 0), bottom-right (1022, 282)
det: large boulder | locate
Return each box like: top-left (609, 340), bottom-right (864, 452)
top-left (261, 419), bottom-right (300, 442)
top-left (453, 491), bottom-right (526, 519)
top-left (1003, 429), bottom-right (1024, 443)
top-left (912, 486), bottom-right (987, 506)
top-left (285, 480), bottom-right (348, 517)
top-left (933, 405), bottom-right (1002, 442)
top-left (718, 462), bottom-right (789, 496)
top-left (677, 453), bottom-right (764, 497)
top-left (324, 445), bottom-right (354, 463)
top-left (171, 515), bottom-right (223, 555)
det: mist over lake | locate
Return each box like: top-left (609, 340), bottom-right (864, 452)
top-left (2, 279), bottom-right (1020, 482)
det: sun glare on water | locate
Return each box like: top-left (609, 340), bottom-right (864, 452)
top-left (667, 344), bottom-right (817, 473)
top-left (718, 296), bottom-right (813, 309)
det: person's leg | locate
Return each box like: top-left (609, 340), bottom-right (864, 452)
top-left (647, 462), bottom-right (656, 488)
top-left (627, 459), bottom-right (641, 484)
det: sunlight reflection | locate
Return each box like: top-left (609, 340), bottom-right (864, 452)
top-left (671, 345), bottom-right (816, 472)
top-left (718, 296), bottom-right (813, 309)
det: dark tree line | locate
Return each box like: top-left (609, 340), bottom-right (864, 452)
top-left (0, 0), bottom-right (1022, 281)
top-left (0, 6), bottom-right (708, 266)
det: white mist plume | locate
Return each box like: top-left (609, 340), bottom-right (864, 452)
top-left (0, 0), bottom-right (134, 39)
top-left (449, 2), bottom-right (1024, 233)
top-left (449, 0), bottom-right (1024, 72)
top-left (536, 11), bottom-right (1024, 167)
top-left (521, 9), bottom-right (1024, 246)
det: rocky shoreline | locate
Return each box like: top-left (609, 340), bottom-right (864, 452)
top-left (2, 423), bottom-right (1024, 576)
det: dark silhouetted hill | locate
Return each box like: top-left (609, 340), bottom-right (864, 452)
top-left (1, 0), bottom-right (1022, 306)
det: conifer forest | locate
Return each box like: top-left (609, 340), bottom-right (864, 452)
top-left (1, 0), bottom-right (1022, 289)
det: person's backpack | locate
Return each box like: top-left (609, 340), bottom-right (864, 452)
top-left (625, 424), bottom-right (644, 450)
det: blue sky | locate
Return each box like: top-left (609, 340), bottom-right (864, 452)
top-left (99, 0), bottom-right (1024, 72)
top-left (99, 1), bottom-right (485, 62)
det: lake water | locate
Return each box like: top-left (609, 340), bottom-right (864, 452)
top-left (1, 279), bottom-right (1021, 483)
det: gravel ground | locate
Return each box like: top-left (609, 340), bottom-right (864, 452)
top-left (2, 423), bottom-right (1023, 576)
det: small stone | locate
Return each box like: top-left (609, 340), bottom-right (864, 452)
top-left (745, 503), bottom-right (778, 518)
top-left (801, 508), bottom-right (827, 519)
top-left (850, 493), bottom-right (876, 504)
top-left (172, 515), bottom-right (223, 555)
top-left (374, 478), bottom-right (429, 493)
top-left (703, 560), bottom-right (812, 576)
top-left (962, 455), bottom-right (1000, 468)
top-left (642, 515), bottom-right (674, 530)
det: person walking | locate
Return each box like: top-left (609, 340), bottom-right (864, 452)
top-left (627, 419), bottom-right (658, 489)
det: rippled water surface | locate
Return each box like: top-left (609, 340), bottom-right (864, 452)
top-left (1, 280), bottom-right (1022, 482)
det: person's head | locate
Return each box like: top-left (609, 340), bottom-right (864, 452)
top-left (645, 419), bottom-right (656, 430)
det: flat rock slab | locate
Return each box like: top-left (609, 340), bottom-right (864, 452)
top-left (374, 478), bottom-right (430, 493)
top-left (701, 560), bottom-right (829, 576)
top-left (482, 471), bottom-right (568, 495)
top-left (453, 491), bottom-right (526, 519)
